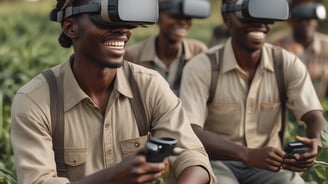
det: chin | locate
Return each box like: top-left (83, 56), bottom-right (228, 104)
top-left (105, 62), bottom-right (123, 68)
top-left (101, 57), bottom-right (124, 68)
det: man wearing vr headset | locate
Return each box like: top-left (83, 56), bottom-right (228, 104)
top-left (273, 0), bottom-right (328, 99)
top-left (10, 0), bottom-right (216, 183)
top-left (124, 0), bottom-right (210, 96)
top-left (180, 0), bottom-right (328, 183)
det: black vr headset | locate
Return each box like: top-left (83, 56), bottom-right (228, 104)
top-left (222, 0), bottom-right (289, 22)
top-left (290, 4), bottom-right (326, 20)
top-left (50, 0), bottom-right (158, 27)
top-left (159, 0), bottom-right (211, 19)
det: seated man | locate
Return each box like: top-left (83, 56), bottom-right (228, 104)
top-left (10, 0), bottom-right (216, 183)
top-left (124, 0), bottom-right (210, 96)
top-left (180, 0), bottom-right (328, 183)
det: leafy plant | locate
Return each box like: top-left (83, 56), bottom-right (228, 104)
top-left (302, 130), bottom-right (328, 184)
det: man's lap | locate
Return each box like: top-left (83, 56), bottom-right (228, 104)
top-left (211, 160), bottom-right (305, 184)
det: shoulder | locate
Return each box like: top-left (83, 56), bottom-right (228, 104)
top-left (265, 43), bottom-right (299, 61)
top-left (184, 38), bottom-right (208, 54)
top-left (14, 64), bottom-right (64, 103)
top-left (183, 45), bottom-right (225, 76)
top-left (11, 64), bottom-right (65, 123)
top-left (125, 37), bottom-right (155, 63)
top-left (316, 32), bottom-right (328, 41)
top-left (315, 32), bottom-right (328, 50)
top-left (126, 38), bottom-right (149, 52)
top-left (127, 62), bottom-right (165, 85)
top-left (125, 62), bottom-right (177, 103)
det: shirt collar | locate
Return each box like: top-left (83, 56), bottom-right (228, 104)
top-left (139, 36), bottom-right (190, 63)
top-left (222, 39), bottom-right (274, 73)
top-left (62, 60), bottom-right (133, 111)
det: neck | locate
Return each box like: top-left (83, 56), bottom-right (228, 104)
top-left (156, 35), bottom-right (182, 67)
top-left (71, 56), bottom-right (117, 113)
top-left (293, 33), bottom-right (314, 49)
top-left (232, 43), bottom-right (262, 71)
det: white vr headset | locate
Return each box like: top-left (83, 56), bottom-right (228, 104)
top-left (222, 0), bottom-right (289, 22)
top-left (159, 0), bottom-right (211, 19)
top-left (51, 0), bottom-right (158, 27)
top-left (290, 4), bottom-right (326, 20)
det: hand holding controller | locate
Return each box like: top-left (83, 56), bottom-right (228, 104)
top-left (145, 137), bottom-right (177, 163)
top-left (284, 141), bottom-right (311, 158)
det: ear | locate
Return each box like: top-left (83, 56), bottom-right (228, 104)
top-left (62, 18), bottom-right (78, 39)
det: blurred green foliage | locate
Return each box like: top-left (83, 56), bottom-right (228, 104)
top-left (0, 0), bottom-right (327, 184)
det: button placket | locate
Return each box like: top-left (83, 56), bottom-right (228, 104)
top-left (103, 120), bottom-right (114, 166)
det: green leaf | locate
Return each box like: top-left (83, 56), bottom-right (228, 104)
top-left (321, 130), bottom-right (328, 148)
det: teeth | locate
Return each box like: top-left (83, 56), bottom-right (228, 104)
top-left (104, 41), bottom-right (125, 49)
top-left (248, 32), bottom-right (265, 39)
top-left (174, 28), bottom-right (188, 35)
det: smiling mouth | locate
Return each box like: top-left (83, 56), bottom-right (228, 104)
top-left (248, 32), bottom-right (265, 39)
top-left (103, 40), bottom-right (125, 49)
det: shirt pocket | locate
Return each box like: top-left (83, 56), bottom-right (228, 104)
top-left (206, 103), bottom-right (240, 135)
top-left (120, 135), bottom-right (148, 158)
top-left (258, 102), bottom-right (280, 134)
top-left (64, 147), bottom-right (87, 180)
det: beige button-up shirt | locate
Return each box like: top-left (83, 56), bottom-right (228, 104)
top-left (11, 60), bottom-right (215, 183)
top-left (273, 32), bottom-right (328, 98)
top-left (180, 39), bottom-right (322, 149)
top-left (124, 36), bottom-right (208, 95)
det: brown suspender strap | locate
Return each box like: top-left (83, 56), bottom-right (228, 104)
top-left (206, 47), bottom-right (224, 104)
top-left (123, 61), bottom-right (150, 136)
top-left (272, 46), bottom-right (288, 146)
top-left (41, 70), bottom-right (67, 177)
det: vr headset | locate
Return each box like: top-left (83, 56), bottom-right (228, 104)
top-left (159, 0), bottom-right (211, 19)
top-left (221, 0), bottom-right (289, 22)
top-left (290, 4), bottom-right (326, 20)
top-left (50, 0), bottom-right (158, 27)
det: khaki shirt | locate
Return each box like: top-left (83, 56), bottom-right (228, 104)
top-left (11, 61), bottom-right (216, 183)
top-left (180, 38), bottom-right (322, 149)
top-left (124, 36), bottom-right (207, 95)
top-left (274, 32), bottom-right (328, 98)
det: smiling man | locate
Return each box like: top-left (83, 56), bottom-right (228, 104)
top-left (10, 0), bottom-right (216, 183)
top-left (124, 0), bottom-right (211, 96)
top-left (180, 0), bottom-right (328, 183)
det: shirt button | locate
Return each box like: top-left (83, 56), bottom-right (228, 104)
top-left (134, 142), bottom-right (140, 148)
top-left (105, 123), bottom-right (110, 129)
top-left (106, 150), bottom-right (112, 155)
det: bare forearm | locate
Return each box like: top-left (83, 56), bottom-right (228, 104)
top-left (191, 124), bottom-right (248, 162)
top-left (302, 110), bottom-right (328, 139)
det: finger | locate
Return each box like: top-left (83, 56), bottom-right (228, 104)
top-left (283, 156), bottom-right (313, 165)
top-left (136, 171), bottom-right (164, 183)
top-left (266, 158), bottom-right (282, 168)
top-left (266, 165), bottom-right (281, 172)
top-left (274, 148), bottom-right (286, 158)
top-left (141, 162), bottom-right (165, 174)
top-left (282, 163), bottom-right (311, 172)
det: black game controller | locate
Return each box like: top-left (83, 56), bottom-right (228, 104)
top-left (145, 137), bottom-right (177, 163)
top-left (284, 141), bottom-right (311, 158)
